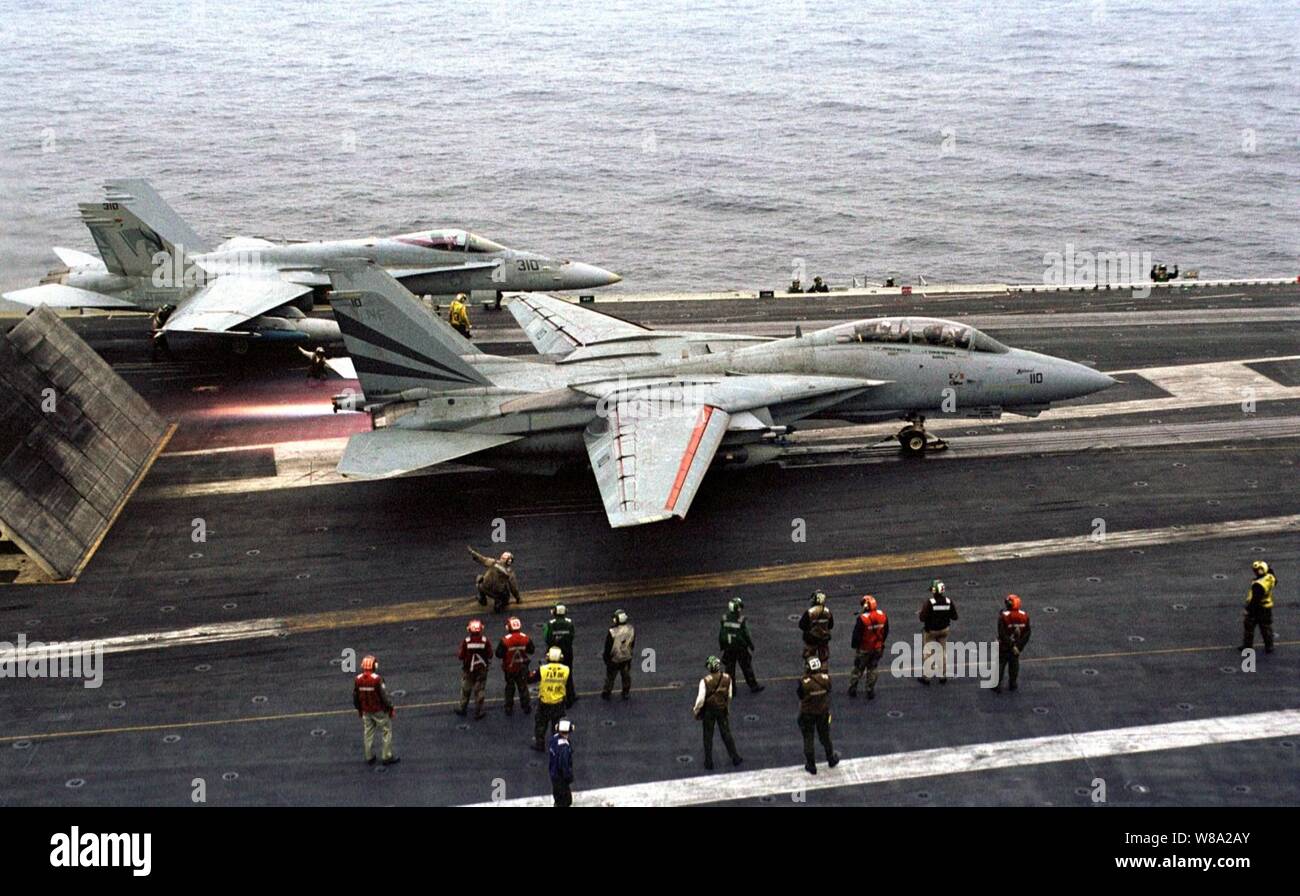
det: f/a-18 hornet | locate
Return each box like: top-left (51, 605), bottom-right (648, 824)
top-left (326, 260), bottom-right (1115, 528)
top-left (3, 179), bottom-right (620, 345)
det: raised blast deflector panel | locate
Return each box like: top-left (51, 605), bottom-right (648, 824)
top-left (0, 307), bottom-right (169, 581)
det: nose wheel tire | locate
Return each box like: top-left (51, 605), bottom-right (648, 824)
top-left (899, 427), bottom-right (928, 455)
top-left (898, 426), bottom-right (948, 456)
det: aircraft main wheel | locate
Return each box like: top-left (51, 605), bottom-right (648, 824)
top-left (899, 428), bottom-right (927, 455)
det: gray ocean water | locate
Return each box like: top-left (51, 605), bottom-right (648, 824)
top-left (0, 0), bottom-right (1296, 295)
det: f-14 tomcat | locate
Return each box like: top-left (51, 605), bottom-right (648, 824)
top-left (327, 260), bottom-right (1116, 528)
top-left (2, 179), bottom-right (620, 346)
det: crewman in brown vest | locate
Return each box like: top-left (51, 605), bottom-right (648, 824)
top-left (797, 656), bottom-right (839, 774)
top-left (693, 656), bottom-right (743, 770)
top-left (799, 590), bottom-right (834, 663)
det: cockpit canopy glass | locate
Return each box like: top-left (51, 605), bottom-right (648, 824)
top-left (414, 230), bottom-right (507, 254)
top-left (833, 317), bottom-right (1008, 353)
top-left (423, 230), bottom-right (467, 251)
top-left (466, 232), bottom-right (507, 253)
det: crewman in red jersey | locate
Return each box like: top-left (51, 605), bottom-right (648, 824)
top-left (496, 616), bottom-right (536, 715)
top-left (994, 594), bottom-right (1032, 692)
top-left (353, 655), bottom-right (398, 765)
top-left (848, 595), bottom-right (890, 700)
top-left (457, 619), bottom-right (492, 719)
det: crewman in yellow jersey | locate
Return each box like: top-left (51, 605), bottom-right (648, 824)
top-left (529, 646), bottom-right (571, 751)
top-left (1240, 560), bottom-right (1276, 654)
top-left (448, 293), bottom-right (472, 339)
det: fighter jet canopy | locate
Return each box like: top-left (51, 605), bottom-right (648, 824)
top-left (395, 229), bottom-right (508, 253)
top-left (820, 317), bottom-right (1009, 353)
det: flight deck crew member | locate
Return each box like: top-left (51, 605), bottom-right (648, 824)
top-left (298, 345), bottom-right (328, 379)
top-left (545, 604), bottom-right (578, 704)
top-left (449, 293), bottom-right (472, 338)
top-left (918, 580), bottom-right (957, 684)
top-left (848, 595), bottom-right (889, 699)
top-left (456, 619), bottom-right (492, 720)
top-left (1240, 561), bottom-right (1276, 654)
top-left (601, 609), bottom-right (636, 700)
top-left (548, 719), bottom-right (575, 807)
top-left (149, 304), bottom-right (175, 360)
top-left (994, 594), bottom-right (1031, 692)
top-left (530, 646), bottom-right (571, 751)
top-left (799, 590), bottom-right (834, 663)
top-left (469, 547), bottom-right (520, 613)
top-left (496, 616), bottom-right (535, 715)
top-left (353, 655), bottom-right (398, 765)
top-left (719, 598), bottom-right (764, 693)
top-left (797, 656), bottom-right (839, 774)
top-left (693, 656), bottom-right (743, 770)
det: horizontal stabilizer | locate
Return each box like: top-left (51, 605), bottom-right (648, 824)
top-left (324, 356), bottom-right (357, 379)
top-left (52, 247), bottom-right (105, 270)
top-left (338, 428), bottom-right (521, 479)
top-left (2, 283), bottom-right (138, 310)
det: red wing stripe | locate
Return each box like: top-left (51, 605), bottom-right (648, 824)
top-left (665, 406), bottom-right (715, 512)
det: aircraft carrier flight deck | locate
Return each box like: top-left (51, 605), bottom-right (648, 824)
top-left (1, 280), bottom-right (1297, 807)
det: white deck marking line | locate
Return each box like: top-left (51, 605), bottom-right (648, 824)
top-left (954, 513), bottom-right (1300, 563)
top-left (1103, 353), bottom-right (1300, 376)
top-left (0, 618), bottom-right (286, 662)
top-left (9, 514), bottom-right (1297, 660)
top-left (785, 416), bottom-right (1300, 463)
top-left (466, 708), bottom-right (1300, 807)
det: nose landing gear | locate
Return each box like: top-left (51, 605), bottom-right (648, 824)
top-left (897, 416), bottom-right (948, 456)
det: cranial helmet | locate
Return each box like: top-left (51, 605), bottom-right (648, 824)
top-left (547, 646), bottom-right (563, 663)
top-left (507, 617), bottom-right (523, 632)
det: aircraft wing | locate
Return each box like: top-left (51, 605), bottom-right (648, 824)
top-left (584, 384), bottom-right (731, 528)
top-left (583, 374), bottom-right (888, 528)
top-left (338, 428), bottom-right (522, 478)
top-left (508, 292), bottom-right (649, 357)
top-left (2, 283), bottom-right (139, 310)
top-left (162, 276), bottom-right (313, 334)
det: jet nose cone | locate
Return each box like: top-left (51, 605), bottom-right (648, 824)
top-left (1073, 364), bottom-right (1119, 397)
top-left (562, 262), bottom-right (622, 289)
